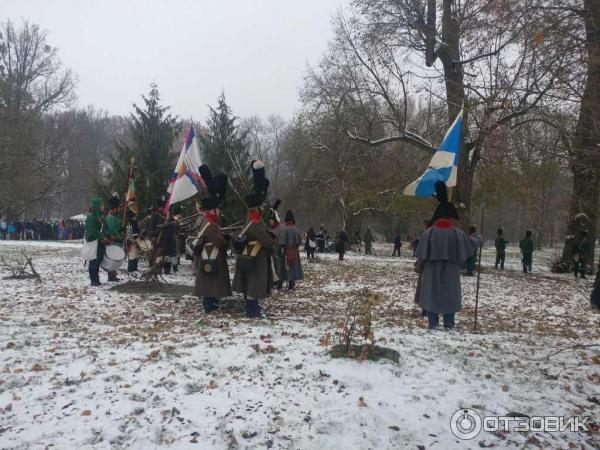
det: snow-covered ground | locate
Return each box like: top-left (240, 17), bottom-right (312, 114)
top-left (0, 240), bottom-right (598, 449)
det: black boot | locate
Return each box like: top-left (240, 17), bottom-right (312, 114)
top-left (89, 260), bottom-right (101, 286)
top-left (203, 297), bottom-right (218, 313)
top-left (108, 271), bottom-right (120, 282)
top-left (128, 259), bottom-right (138, 273)
top-left (245, 299), bottom-right (261, 318)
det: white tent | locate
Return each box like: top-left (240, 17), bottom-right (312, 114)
top-left (69, 214), bottom-right (87, 221)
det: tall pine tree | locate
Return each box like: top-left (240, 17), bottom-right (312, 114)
top-left (200, 93), bottom-right (250, 223)
top-left (97, 83), bottom-right (179, 212)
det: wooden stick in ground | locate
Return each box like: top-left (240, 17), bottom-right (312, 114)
top-left (473, 203), bottom-right (484, 332)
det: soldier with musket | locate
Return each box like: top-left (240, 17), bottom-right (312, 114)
top-left (192, 165), bottom-right (232, 313)
top-left (232, 160), bottom-right (276, 318)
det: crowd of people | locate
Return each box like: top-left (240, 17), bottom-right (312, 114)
top-left (0, 218), bottom-right (85, 241)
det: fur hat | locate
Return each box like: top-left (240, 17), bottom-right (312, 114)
top-left (199, 164), bottom-right (228, 210)
top-left (245, 160), bottom-right (270, 208)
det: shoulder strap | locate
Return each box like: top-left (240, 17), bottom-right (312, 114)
top-left (191, 221), bottom-right (211, 248)
top-left (239, 221), bottom-right (253, 237)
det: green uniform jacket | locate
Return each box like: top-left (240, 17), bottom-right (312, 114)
top-left (495, 237), bottom-right (507, 254)
top-left (85, 197), bottom-right (106, 262)
top-left (105, 213), bottom-right (121, 241)
top-left (577, 238), bottom-right (592, 255)
top-left (519, 237), bottom-right (534, 264)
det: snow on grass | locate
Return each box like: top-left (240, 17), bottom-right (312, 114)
top-left (0, 240), bottom-right (598, 449)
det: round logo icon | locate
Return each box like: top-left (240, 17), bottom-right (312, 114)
top-left (450, 408), bottom-right (482, 440)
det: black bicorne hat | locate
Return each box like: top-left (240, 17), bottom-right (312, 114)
top-left (431, 181), bottom-right (459, 221)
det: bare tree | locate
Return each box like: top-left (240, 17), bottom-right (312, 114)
top-left (0, 20), bottom-right (77, 219)
top-left (325, 0), bottom-right (576, 227)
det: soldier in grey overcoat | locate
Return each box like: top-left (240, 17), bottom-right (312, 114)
top-left (275, 210), bottom-right (304, 290)
top-left (415, 181), bottom-right (477, 329)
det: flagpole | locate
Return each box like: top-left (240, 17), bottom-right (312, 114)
top-left (473, 201), bottom-right (484, 332)
top-left (122, 157), bottom-right (136, 227)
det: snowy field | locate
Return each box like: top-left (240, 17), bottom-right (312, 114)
top-left (0, 240), bottom-right (598, 449)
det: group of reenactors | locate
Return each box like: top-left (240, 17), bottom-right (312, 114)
top-left (189, 160), bottom-right (304, 317)
top-left (83, 192), bottom-right (183, 286)
top-left (494, 228), bottom-right (593, 277)
top-left (84, 161), bottom-right (595, 323)
top-left (84, 195), bottom-right (125, 286)
top-left (84, 160), bottom-right (305, 318)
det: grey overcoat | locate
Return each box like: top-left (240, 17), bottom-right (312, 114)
top-left (193, 219), bottom-right (232, 299)
top-left (276, 224), bottom-right (304, 281)
top-left (232, 221), bottom-right (275, 299)
top-left (415, 224), bottom-right (477, 314)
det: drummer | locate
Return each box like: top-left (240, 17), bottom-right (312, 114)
top-left (84, 196), bottom-right (108, 287)
top-left (105, 195), bottom-right (123, 282)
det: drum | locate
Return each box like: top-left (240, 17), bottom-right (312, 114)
top-left (101, 245), bottom-right (126, 271)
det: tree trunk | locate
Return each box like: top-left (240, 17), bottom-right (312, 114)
top-left (563, 0), bottom-right (600, 263)
top-left (438, 0), bottom-right (470, 229)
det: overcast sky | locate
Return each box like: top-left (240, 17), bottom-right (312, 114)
top-left (3, 0), bottom-right (346, 121)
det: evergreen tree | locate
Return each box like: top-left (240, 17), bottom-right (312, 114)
top-left (97, 83), bottom-right (179, 212)
top-left (200, 93), bottom-right (250, 223)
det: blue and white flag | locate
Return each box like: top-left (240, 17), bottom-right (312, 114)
top-left (403, 108), bottom-right (463, 196)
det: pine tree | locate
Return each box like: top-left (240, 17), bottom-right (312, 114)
top-left (200, 93), bottom-right (250, 223)
top-left (97, 83), bottom-right (180, 212)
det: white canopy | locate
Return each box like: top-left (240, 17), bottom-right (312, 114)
top-left (69, 214), bottom-right (87, 221)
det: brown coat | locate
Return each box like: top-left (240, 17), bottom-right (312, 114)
top-left (193, 221), bottom-right (232, 299)
top-left (232, 221), bottom-right (275, 299)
